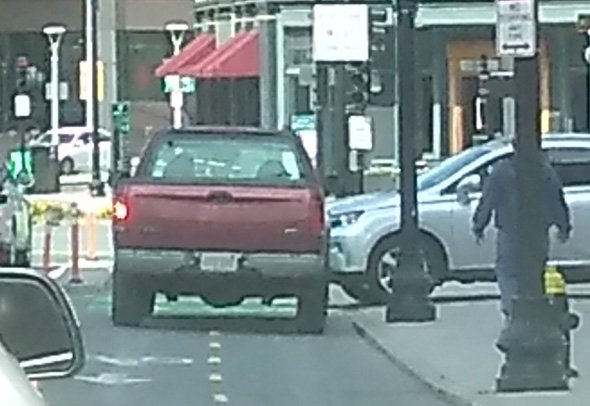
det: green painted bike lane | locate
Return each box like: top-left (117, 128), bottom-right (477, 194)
top-left (88, 294), bottom-right (299, 318)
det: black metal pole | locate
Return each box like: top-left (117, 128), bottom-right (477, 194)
top-left (19, 120), bottom-right (26, 172)
top-left (315, 64), bottom-right (328, 189)
top-left (496, 0), bottom-right (568, 391)
top-left (358, 152), bottom-right (365, 193)
top-left (111, 125), bottom-right (120, 186)
top-left (333, 64), bottom-right (348, 197)
top-left (385, 0), bottom-right (435, 323)
top-left (0, 61), bottom-right (7, 133)
top-left (89, 0), bottom-right (105, 196)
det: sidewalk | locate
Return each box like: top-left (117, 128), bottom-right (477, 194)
top-left (349, 295), bottom-right (590, 406)
top-left (27, 190), bottom-right (112, 215)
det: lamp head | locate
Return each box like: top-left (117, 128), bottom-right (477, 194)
top-left (165, 21), bottom-right (189, 34)
top-left (42, 24), bottom-right (66, 37)
top-left (42, 24), bottom-right (66, 44)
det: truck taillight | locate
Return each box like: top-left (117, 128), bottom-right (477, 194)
top-left (113, 200), bottom-right (129, 221)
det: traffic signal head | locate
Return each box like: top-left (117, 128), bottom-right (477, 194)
top-left (15, 56), bottom-right (29, 91)
top-left (345, 64), bottom-right (370, 114)
top-left (577, 14), bottom-right (590, 33)
top-left (112, 101), bottom-right (131, 134)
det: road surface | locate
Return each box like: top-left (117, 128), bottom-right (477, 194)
top-left (39, 289), bottom-right (456, 406)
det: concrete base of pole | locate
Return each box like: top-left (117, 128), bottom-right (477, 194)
top-left (89, 179), bottom-right (106, 196)
top-left (385, 249), bottom-right (436, 323)
top-left (496, 296), bottom-right (569, 392)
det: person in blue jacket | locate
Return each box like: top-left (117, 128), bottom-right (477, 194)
top-left (471, 137), bottom-right (571, 350)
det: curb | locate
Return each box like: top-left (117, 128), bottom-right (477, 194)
top-left (348, 314), bottom-right (476, 406)
top-left (55, 267), bottom-right (112, 295)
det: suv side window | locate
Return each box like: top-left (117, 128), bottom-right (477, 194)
top-left (546, 147), bottom-right (590, 187)
top-left (443, 153), bottom-right (511, 195)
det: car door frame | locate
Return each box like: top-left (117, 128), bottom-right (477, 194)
top-left (440, 150), bottom-right (512, 272)
top-left (543, 142), bottom-right (590, 268)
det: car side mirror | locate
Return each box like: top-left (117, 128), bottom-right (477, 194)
top-left (0, 270), bottom-right (85, 380)
top-left (456, 174), bottom-right (481, 205)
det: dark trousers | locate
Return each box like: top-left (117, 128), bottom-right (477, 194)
top-left (495, 228), bottom-right (549, 317)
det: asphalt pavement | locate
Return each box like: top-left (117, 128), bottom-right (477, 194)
top-left (29, 219), bottom-right (457, 405)
top-left (39, 289), bottom-right (457, 406)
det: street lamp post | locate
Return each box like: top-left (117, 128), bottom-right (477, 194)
top-left (586, 29), bottom-right (590, 130)
top-left (164, 21), bottom-right (189, 130)
top-left (88, 0), bottom-right (105, 197)
top-left (42, 24), bottom-right (66, 146)
top-left (385, 0), bottom-right (436, 324)
top-left (496, 0), bottom-right (569, 392)
top-left (85, 0), bottom-right (94, 130)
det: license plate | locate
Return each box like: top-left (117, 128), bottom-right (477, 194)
top-left (200, 253), bottom-right (240, 272)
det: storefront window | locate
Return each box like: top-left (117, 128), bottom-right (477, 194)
top-left (117, 31), bottom-right (169, 102)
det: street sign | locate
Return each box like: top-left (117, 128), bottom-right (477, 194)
top-left (459, 57), bottom-right (514, 77)
top-left (312, 4), bottom-right (369, 62)
top-left (14, 94), bottom-right (31, 118)
top-left (290, 114), bottom-right (315, 132)
top-left (162, 75), bottom-right (196, 94)
top-left (79, 60), bottom-right (105, 101)
top-left (44, 82), bottom-right (69, 101)
top-left (348, 115), bottom-right (373, 151)
top-left (495, 0), bottom-right (536, 58)
top-left (290, 114), bottom-right (317, 167)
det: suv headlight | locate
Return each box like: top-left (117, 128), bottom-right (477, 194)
top-left (330, 210), bottom-right (365, 228)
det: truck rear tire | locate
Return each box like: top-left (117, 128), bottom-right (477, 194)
top-left (111, 272), bottom-right (155, 327)
top-left (296, 282), bottom-right (328, 334)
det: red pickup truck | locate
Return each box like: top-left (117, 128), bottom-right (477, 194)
top-left (111, 126), bottom-right (328, 333)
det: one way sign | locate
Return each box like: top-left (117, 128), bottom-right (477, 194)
top-left (495, 0), bottom-right (537, 58)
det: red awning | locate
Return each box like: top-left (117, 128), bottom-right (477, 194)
top-left (154, 34), bottom-right (216, 77)
top-left (184, 30), bottom-right (259, 79)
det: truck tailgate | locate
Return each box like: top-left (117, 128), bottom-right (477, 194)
top-left (115, 184), bottom-right (322, 252)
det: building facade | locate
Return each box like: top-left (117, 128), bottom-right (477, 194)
top-left (2, 0), bottom-right (589, 164)
top-left (0, 0), bottom-right (193, 134)
top-left (187, 0), bottom-right (590, 164)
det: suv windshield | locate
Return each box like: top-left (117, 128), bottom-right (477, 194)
top-left (417, 146), bottom-right (491, 190)
top-left (141, 133), bottom-right (310, 187)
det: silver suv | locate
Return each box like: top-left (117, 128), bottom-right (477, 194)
top-left (327, 134), bottom-right (590, 304)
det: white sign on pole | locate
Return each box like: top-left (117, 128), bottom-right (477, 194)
top-left (312, 4), bottom-right (369, 62)
top-left (348, 115), bottom-right (373, 151)
top-left (170, 90), bottom-right (183, 109)
top-left (14, 94), bottom-right (31, 118)
top-left (495, 0), bottom-right (536, 58)
top-left (45, 82), bottom-right (69, 101)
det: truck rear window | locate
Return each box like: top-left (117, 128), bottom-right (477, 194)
top-left (140, 134), bottom-right (311, 186)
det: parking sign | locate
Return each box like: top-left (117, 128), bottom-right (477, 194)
top-left (495, 0), bottom-right (537, 58)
